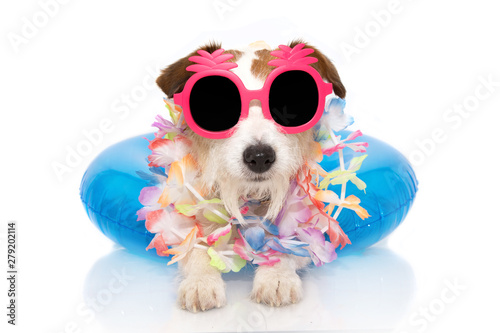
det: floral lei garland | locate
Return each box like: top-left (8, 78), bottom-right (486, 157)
top-left (137, 96), bottom-right (370, 273)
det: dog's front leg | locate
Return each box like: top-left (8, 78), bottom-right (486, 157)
top-left (178, 247), bottom-right (226, 312)
top-left (251, 255), bottom-right (311, 306)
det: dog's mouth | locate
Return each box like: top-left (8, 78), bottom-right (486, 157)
top-left (248, 175), bottom-right (270, 182)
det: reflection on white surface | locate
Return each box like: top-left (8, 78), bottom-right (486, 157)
top-left (83, 246), bottom-right (415, 332)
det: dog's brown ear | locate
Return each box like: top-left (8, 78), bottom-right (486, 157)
top-left (156, 41), bottom-right (223, 98)
top-left (289, 40), bottom-right (346, 99)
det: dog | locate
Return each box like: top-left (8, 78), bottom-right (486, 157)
top-left (155, 40), bottom-right (346, 312)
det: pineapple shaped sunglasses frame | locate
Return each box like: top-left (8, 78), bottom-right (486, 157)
top-left (173, 43), bottom-right (334, 139)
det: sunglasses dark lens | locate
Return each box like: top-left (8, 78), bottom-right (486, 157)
top-left (269, 70), bottom-right (319, 128)
top-left (189, 76), bottom-right (241, 132)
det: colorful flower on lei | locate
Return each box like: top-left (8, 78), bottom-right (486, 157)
top-left (158, 154), bottom-right (199, 207)
top-left (164, 225), bottom-right (201, 265)
top-left (145, 209), bottom-right (198, 257)
top-left (207, 230), bottom-right (246, 273)
top-left (322, 130), bottom-right (368, 157)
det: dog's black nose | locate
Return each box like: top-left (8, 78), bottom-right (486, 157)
top-left (243, 144), bottom-right (276, 174)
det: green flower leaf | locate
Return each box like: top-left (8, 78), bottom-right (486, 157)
top-left (348, 155), bottom-right (368, 172)
top-left (350, 176), bottom-right (367, 192)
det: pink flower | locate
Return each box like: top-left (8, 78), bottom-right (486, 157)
top-left (146, 234), bottom-right (169, 257)
top-left (296, 227), bottom-right (337, 267)
top-left (275, 182), bottom-right (311, 238)
top-left (137, 185), bottom-right (163, 221)
top-left (308, 208), bottom-right (351, 249)
top-left (145, 209), bottom-right (197, 247)
top-left (147, 136), bottom-right (191, 168)
top-left (206, 223), bottom-right (232, 246)
top-left (322, 130), bottom-right (368, 156)
top-left (152, 114), bottom-right (184, 139)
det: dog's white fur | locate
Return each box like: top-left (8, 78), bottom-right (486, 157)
top-left (174, 43), bottom-right (321, 312)
top-left (188, 46), bottom-right (313, 223)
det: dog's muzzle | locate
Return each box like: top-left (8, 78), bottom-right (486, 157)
top-left (243, 144), bottom-right (276, 174)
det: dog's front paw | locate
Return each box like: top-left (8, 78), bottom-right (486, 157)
top-left (178, 274), bottom-right (226, 312)
top-left (251, 269), bottom-right (303, 306)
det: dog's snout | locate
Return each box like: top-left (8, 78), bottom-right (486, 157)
top-left (243, 144), bottom-right (276, 174)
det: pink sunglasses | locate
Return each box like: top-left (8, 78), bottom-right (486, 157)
top-left (173, 43), bottom-right (333, 139)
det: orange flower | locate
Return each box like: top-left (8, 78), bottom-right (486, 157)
top-left (158, 154), bottom-right (199, 207)
top-left (164, 225), bottom-right (200, 265)
top-left (314, 190), bottom-right (370, 220)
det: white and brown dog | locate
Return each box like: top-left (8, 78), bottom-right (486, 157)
top-left (156, 40), bottom-right (346, 312)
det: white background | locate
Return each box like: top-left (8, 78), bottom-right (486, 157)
top-left (1, 0), bottom-right (500, 332)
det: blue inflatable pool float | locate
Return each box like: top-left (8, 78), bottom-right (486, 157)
top-left (80, 131), bottom-right (417, 257)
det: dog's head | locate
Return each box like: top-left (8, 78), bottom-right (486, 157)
top-left (156, 40), bottom-right (345, 221)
